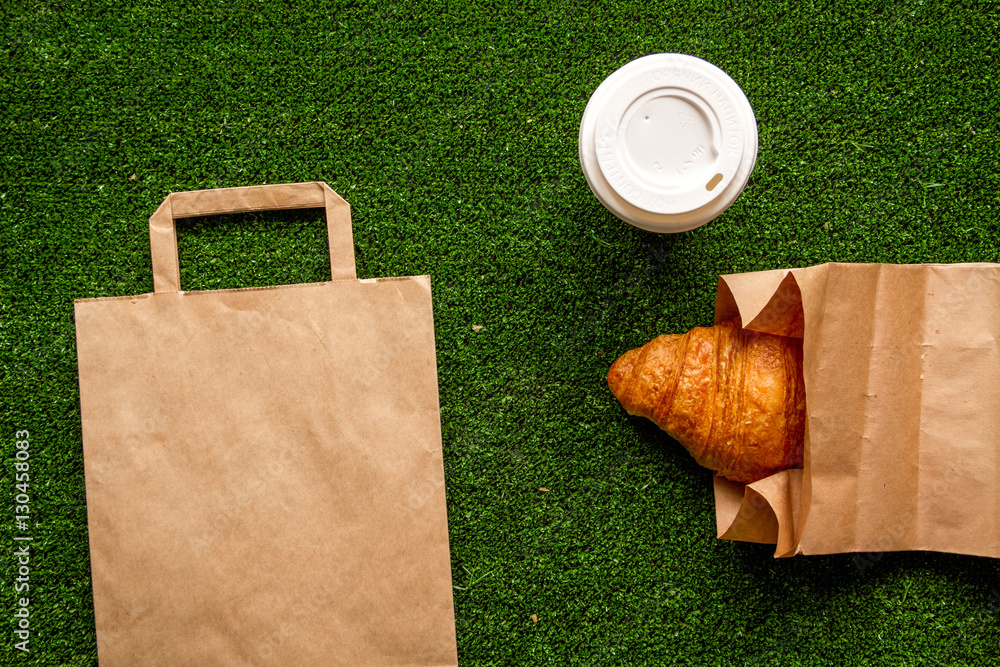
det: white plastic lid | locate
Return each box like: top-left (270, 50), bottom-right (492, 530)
top-left (579, 54), bottom-right (758, 233)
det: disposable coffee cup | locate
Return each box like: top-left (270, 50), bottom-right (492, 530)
top-left (579, 54), bottom-right (758, 233)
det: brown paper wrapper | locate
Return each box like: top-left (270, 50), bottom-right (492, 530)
top-left (713, 262), bottom-right (1000, 558)
top-left (75, 183), bottom-right (458, 665)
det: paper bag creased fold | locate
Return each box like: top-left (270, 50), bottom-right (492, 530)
top-left (713, 263), bottom-right (1000, 559)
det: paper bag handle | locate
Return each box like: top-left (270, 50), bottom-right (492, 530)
top-left (148, 181), bottom-right (356, 293)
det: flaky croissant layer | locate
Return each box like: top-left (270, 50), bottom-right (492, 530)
top-left (607, 319), bottom-right (806, 484)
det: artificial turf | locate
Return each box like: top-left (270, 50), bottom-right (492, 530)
top-left (3, 0), bottom-right (1000, 664)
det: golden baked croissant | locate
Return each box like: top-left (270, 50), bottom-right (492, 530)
top-left (607, 319), bottom-right (805, 483)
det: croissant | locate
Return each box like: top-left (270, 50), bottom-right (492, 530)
top-left (607, 319), bottom-right (806, 483)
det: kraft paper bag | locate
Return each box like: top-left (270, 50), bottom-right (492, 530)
top-left (712, 262), bottom-right (1000, 559)
top-left (74, 182), bottom-right (458, 665)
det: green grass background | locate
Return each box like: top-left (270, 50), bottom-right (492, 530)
top-left (3, 0), bottom-right (1000, 664)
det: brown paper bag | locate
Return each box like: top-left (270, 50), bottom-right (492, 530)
top-left (74, 182), bottom-right (458, 665)
top-left (712, 262), bottom-right (1000, 559)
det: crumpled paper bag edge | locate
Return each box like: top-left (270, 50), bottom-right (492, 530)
top-left (713, 267), bottom-right (808, 557)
